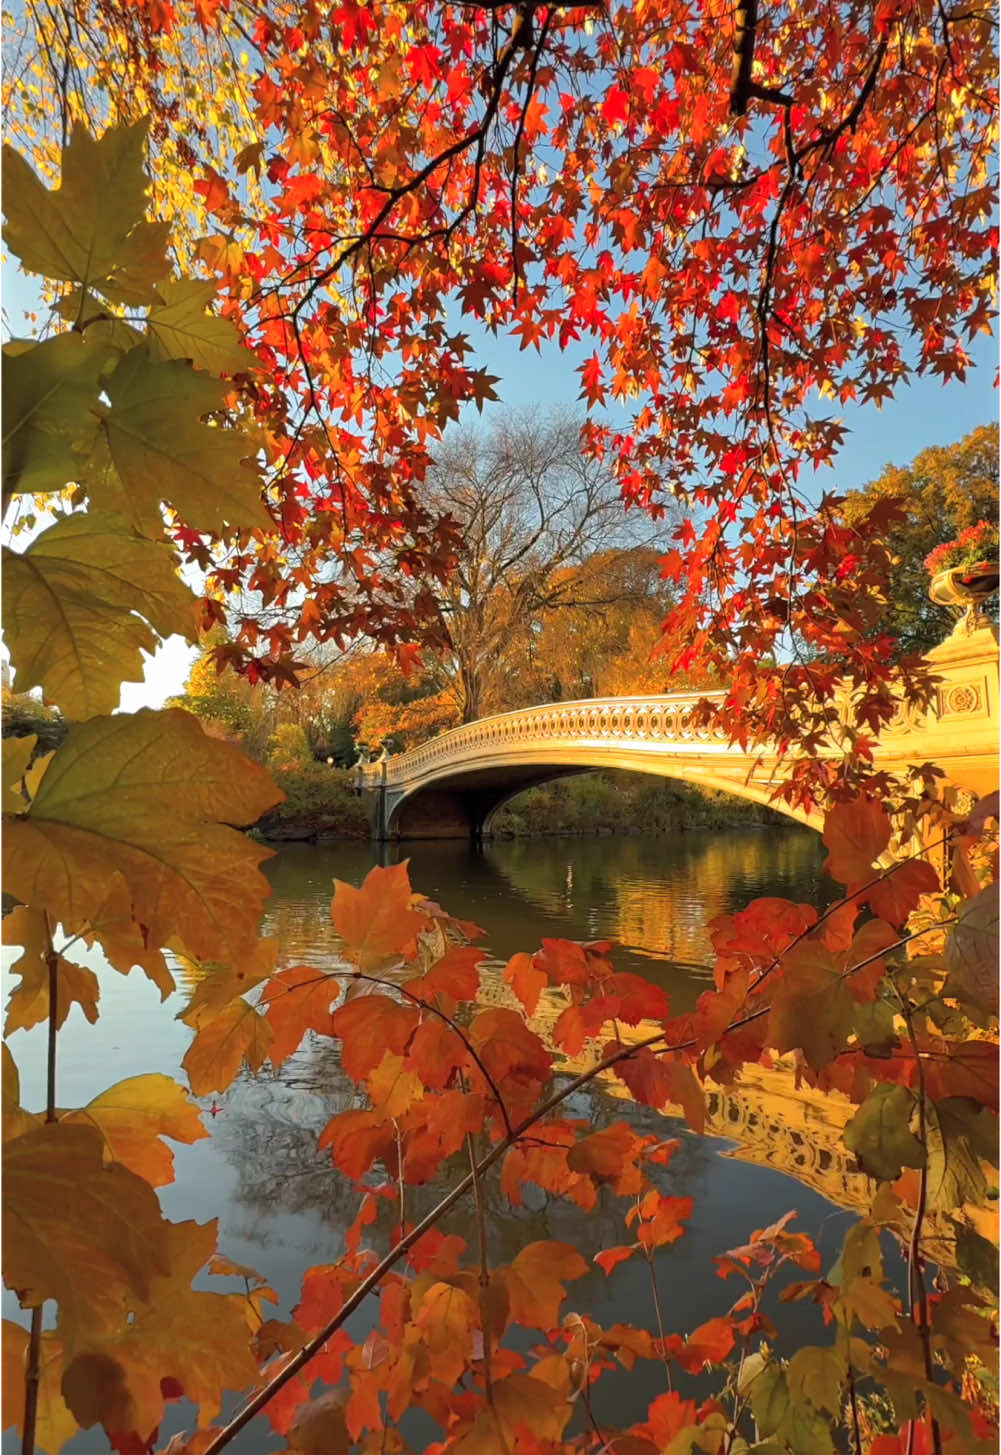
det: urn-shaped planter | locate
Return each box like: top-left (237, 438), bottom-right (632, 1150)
top-left (929, 560), bottom-right (1000, 628)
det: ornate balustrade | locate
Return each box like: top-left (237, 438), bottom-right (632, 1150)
top-left (357, 690), bottom-right (733, 791)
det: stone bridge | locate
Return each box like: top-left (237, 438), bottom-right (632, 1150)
top-left (357, 623), bottom-right (999, 840)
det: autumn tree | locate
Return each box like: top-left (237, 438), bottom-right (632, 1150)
top-left (7, 0), bottom-right (994, 793)
top-left (840, 423), bottom-right (999, 655)
top-left (416, 412), bottom-right (667, 720)
top-left (2, 0), bottom-right (999, 1451)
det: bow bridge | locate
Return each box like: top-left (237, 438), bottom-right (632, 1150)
top-left (356, 624), bottom-right (998, 840)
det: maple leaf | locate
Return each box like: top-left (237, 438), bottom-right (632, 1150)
top-left (3, 511), bottom-right (198, 719)
top-left (183, 997), bottom-right (274, 1096)
top-left (3, 905), bottom-right (100, 1035)
top-left (504, 951), bottom-right (547, 1016)
top-left (843, 1083), bottom-right (926, 1182)
top-left (61, 1074), bottom-right (207, 1188)
top-left (2, 1320), bottom-right (76, 1455)
top-left (500, 1241), bottom-right (588, 1330)
top-left (567, 1122), bottom-right (644, 1193)
top-left (822, 798), bottom-right (891, 884)
top-left (3, 1122), bottom-right (171, 1331)
top-left (330, 995), bottom-right (419, 1081)
top-left (2, 121), bottom-right (169, 303)
top-left (261, 965), bottom-right (340, 1066)
top-left (470, 1008), bottom-right (551, 1086)
top-left (3, 333), bottom-right (112, 500)
top-left (146, 280), bottom-right (255, 375)
top-left (331, 862), bottom-right (427, 969)
top-left (98, 349), bottom-right (271, 535)
top-left (61, 1220), bottom-right (259, 1437)
top-left (3, 709), bottom-right (281, 965)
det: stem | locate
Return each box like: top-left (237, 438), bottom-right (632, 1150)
top-left (847, 1359), bottom-right (863, 1455)
top-left (901, 1003), bottom-right (943, 1455)
top-left (642, 1245), bottom-right (672, 1392)
top-left (466, 1131), bottom-right (495, 1402)
top-left (21, 1308), bottom-right (43, 1455)
top-left (24, 919), bottom-right (61, 1455)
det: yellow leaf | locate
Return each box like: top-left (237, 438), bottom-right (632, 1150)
top-left (182, 996), bottom-right (274, 1095)
top-left (3, 513), bottom-right (198, 719)
top-left (2, 1321), bottom-right (77, 1455)
top-left (1, 1045), bottom-right (40, 1143)
top-left (3, 1122), bottom-right (171, 1329)
top-left (2, 734), bottom-right (36, 814)
top-left (147, 279), bottom-right (255, 376)
top-left (2, 122), bottom-right (170, 303)
top-left (99, 349), bottom-right (271, 534)
top-left (62, 1074), bottom-right (208, 1186)
top-left (177, 936), bottom-right (278, 1027)
top-left (3, 708), bottom-right (282, 964)
top-left (61, 1219), bottom-right (258, 1436)
top-left (79, 871), bottom-right (175, 999)
top-left (3, 905), bottom-right (100, 1035)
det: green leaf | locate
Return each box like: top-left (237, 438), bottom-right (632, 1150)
top-left (146, 280), bottom-right (254, 375)
top-left (99, 349), bottom-right (271, 533)
top-left (3, 512), bottom-right (197, 719)
top-left (954, 1221), bottom-right (1000, 1291)
top-left (3, 334), bottom-right (112, 499)
top-left (2, 122), bottom-right (169, 303)
top-left (2, 708), bottom-right (283, 964)
top-left (786, 1346), bottom-right (845, 1416)
top-left (927, 1097), bottom-right (999, 1212)
top-left (2, 734), bottom-right (36, 814)
top-left (843, 1083), bottom-right (926, 1181)
top-left (747, 1364), bottom-right (790, 1437)
top-left (945, 883), bottom-right (999, 1018)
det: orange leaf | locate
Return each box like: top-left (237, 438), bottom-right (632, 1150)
top-left (261, 965), bottom-right (339, 1067)
top-left (823, 798), bottom-right (891, 884)
top-left (504, 951), bottom-right (547, 1016)
top-left (331, 863), bottom-right (427, 968)
top-left (594, 1245), bottom-right (636, 1275)
top-left (330, 994), bottom-right (419, 1081)
top-left (500, 1241), bottom-right (588, 1330)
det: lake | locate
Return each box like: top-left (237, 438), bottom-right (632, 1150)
top-left (4, 825), bottom-right (889, 1451)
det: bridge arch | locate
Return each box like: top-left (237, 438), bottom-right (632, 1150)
top-left (359, 628), bottom-right (998, 842)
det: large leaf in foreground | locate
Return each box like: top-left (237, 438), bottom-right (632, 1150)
top-left (3, 513), bottom-right (196, 719)
top-left (2, 334), bottom-right (111, 499)
top-left (100, 349), bottom-right (271, 533)
top-left (61, 1219), bottom-right (258, 1439)
top-left (2, 122), bottom-right (169, 303)
top-left (3, 1122), bottom-right (170, 1328)
top-left (146, 280), bottom-right (255, 376)
top-left (2, 709), bottom-right (282, 962)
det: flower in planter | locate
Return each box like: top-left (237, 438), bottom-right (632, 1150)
top-left (924, 520), bottom-right (1000, 580)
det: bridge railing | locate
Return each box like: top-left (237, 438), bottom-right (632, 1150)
top-left (356, 690), bottom-right (732, 789)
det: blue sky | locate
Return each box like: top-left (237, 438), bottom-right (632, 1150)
top-left (4, 265), bottom-right (997, 709)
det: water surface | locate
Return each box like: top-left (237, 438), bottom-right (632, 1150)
top-left (5, 827), bottom-right (884, 1450)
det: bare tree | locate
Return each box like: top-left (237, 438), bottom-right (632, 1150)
top-left (421, 411), bottom-right (672, 721)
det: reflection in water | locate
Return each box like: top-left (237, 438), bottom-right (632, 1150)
top-left (4, 827), bottom-right (890, 1455)
top-left (263, 828), bottom-right (830, 1009)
